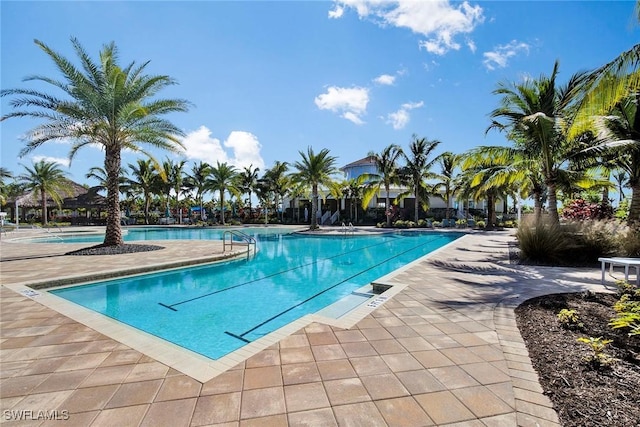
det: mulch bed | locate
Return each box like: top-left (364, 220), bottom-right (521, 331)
top-left (65, 243), bottom-right (164, 256)
top-left (515, 292), bottom-right (640, 426)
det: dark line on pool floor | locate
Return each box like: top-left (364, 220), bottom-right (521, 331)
top-left (156, 236), bottom-right (408, 310)
top-left (228, 235), bottom-right (450, 340)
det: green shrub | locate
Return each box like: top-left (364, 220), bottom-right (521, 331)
top-left (557, 308), bottom-right (584, 330)
top-left (516, 220), bottom-right (571, 264)
top-left (577, 336), bottom-right (615, 367)
top-left (571, 220), bottom-right (620, 262)
top-left (455, 219), bottom-right (467, 228)
top-left (475, 220), bottom-right (485, 228)
top-left (619, 226), bottom-right (640, 257)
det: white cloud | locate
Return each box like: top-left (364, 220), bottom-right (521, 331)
top-left (332, 0), bottom-right (484, 55)
top-left (374, 74), bottom-right (396, 85)
top-left (467, 39), bottom-right (477, 53)
top-left (31, 155), bottom-right (71, 168)
top-left (386, 101), bottom-right (424, 130)
top-left (483, 40), bottom-right (530, 70)
top-left (314, 86), bottom-right (369, 125)
top-left (181, 126), bottom-right (265, 170)
top-left (328, 5), bottom-right (344, 18)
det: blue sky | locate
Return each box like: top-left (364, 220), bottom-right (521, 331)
top-left (1, 1), bottom-right (638, 188)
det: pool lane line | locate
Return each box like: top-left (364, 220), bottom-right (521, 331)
top-left (157, 234), bottom-right (412, 310)
top-left (224, 234), bottom-right (450, 342)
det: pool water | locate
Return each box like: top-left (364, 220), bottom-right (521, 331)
top-left (51, 229), bottom-right (462, 360)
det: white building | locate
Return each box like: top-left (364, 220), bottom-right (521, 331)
top-left (284, 156), bottom-right (499, 225)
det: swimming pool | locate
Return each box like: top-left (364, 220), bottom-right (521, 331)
top-left (50, 229), bottom-right (462, 360)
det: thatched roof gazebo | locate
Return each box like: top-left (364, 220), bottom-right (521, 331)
top-left (4, 180), bottom-right (107, 225)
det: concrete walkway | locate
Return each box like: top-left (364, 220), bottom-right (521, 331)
top-left (0, 228), bottom-right (610, 426)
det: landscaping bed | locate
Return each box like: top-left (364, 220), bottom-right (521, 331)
top-left (515, 292), bottom-right (640, 426)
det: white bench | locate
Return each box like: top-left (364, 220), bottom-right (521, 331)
top-left (598, 257), bottom-right (640, 287)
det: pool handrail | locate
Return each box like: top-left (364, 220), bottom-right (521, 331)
top-left (223, 230), bottom-right (257, 260)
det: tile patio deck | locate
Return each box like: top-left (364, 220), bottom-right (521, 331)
top-left (0, 227), bottom-right (610, 426)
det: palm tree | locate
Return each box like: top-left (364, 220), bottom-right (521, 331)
top-left (487, 61), bottom-right (587, 224)
top-left (238, 165), bottom-right (260, 221)
top-left (18, 160), bottom-right (70, 225)
top-left (126, 159), bottom-right (160, 225)
top-left (1, 38), bottom-right (189, 246)
top-left (585, 96), bottom-right (640, 223)
top-left (262, 161), bottom-right (289, 222)
top-left (0, 167), bottom-right (14, 206)
top-left (338, 176), bottom-right (369, 223)
top-left (185, 161), bottom-right (211, 221)
top-left (570, 0), bottom-right (639, 137)
top-left (206, 161), bottom-right (238, 225)
top-left (397, 136), bottom-right (441, 223)
top-left (614, 170), bottom-right (630, 203)
top-left (431, 152), bottom-right (460, 221)
top-left (362, 144), bottom-right (404, 226)
top-left (291, 147), bottom-right (338, 230)
top-left (168, 159), bottom-right (187, 223)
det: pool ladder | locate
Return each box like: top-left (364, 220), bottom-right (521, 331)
top-left (223, 230), bottom-right (257, 260)
top-left (341, 222), bottom-right (355, 236)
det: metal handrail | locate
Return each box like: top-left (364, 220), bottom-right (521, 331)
top-left (31, 224), bottom-right (64, 241)
top-left (223, 230), bottom-right (257, 260)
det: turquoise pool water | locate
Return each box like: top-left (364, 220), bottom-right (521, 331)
top-left (51, 229), bottom-right (462, 360)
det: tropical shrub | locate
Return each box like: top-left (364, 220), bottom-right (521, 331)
top-left (475, 220), bottom-right (485, 228)
top-left (577, 336), bottom-right (615, 368)
top-left (614, 198), bottom-right (630, 221)
top-left (570, 220), bottom-right (620, 262)
top-left (609, 281), bottom-right (640, 337)
top-left (619, 226), bottom-right (640, 257)
top-left (561, 198), bottom-right (614, 221)
top-left (516, 220), bottom-right (571, 264)
top-left (557, 308), bottom-right (584, 330)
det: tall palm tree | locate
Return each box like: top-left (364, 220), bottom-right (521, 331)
top-left (614, 170), bottom-right (630, 203)
top-left (206, 161), bottom-right (238, 225)
top-left (397, 136), bottom-right (441, 223)
top-left (168, 159), bottom-right (187, 223)
top-left (263, 161), bottom-right (289, 222)
top-left (185, 161), bottom-right (211, 221)
top-left (586, 96), bottom-right (640, 223)
top-left (431, 152), bottom-right (460, 221)
top-left (291, 147), bottom-right (338, 230)
top-left (337, 176), bottom-right (369, 224)
top-left (362, 144), bottom-right (404, 226)
top-left (487, 61), bottom-right (587, 224)
top-left (18, 160), bottom-right (70, 225)
top-left (1, 38), bottom-right (189, 246)
top-left (126, 159), bottom-right (160, 225)
top-left (238, 165), bottom-right (260, 221)
top-left (570, 0), bottom-right (639, 137)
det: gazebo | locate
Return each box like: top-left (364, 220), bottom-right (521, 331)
top-left (3, 181), bottom-right (107, 226)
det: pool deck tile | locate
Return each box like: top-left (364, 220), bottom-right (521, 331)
top-left (0, 225), bottom-right (614, 426)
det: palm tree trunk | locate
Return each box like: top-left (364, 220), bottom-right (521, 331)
top-left (547, 181), bottom-right (560, 224)
top-left (103, 145), bottom-right (123, 246)
top-left (385, 186), bottom-right (392, 227)
top-left (220, 190), bottom-right (225, 225)
top-left (311, 184), bottom-right (318, 229)
top-left (486, 193), bottom-right (495, 230)
top-left (414, 186), bottom-right (419, 223)
top-left (629, 182), bottom-right (640, 225)
top-left (533, 191), bottom-right (543, 223)
top-left (41, 189), bottom-right (48, 226)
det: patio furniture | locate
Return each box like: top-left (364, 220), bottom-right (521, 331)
top-left (598, 257), bottom-right (640, 287)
